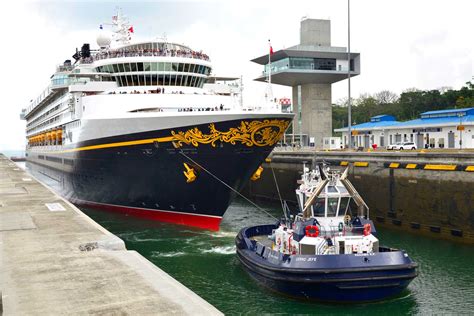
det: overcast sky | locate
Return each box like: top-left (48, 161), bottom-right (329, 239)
top-left (0, 0), bottom-right (472, 150)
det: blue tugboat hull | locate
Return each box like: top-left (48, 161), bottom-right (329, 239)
top-left (235, 224), bottom-right (418, 302)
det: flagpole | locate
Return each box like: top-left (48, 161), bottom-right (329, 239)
top-left (268, 39), bottom-right (272, 85)
top-left (347, 0), bottom-right (352, 149)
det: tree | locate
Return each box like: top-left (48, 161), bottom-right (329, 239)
top-left (374, 90), bottom-right (398, 104)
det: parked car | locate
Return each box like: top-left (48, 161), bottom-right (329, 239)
top-left (387, 142), bottom-right (417, 150)
top-left (399, 142), bottom-right (417, 150)
top-left (387, 142), bottom-right (402, 150)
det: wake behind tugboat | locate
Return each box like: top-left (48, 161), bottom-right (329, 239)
top-left (235, 165), bottom-right (418, 302)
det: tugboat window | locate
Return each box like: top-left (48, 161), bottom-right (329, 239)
top-left (327, 198), bottom-right (339, 217)
top-left (339, 197), bottom-right (350, 216)
top-left (312, 198), bottom-right (325, 217)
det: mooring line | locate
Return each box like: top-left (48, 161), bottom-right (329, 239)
top-left (270, 162), bottom-right (285, 214)
top-left (178, 150), bottom-right (278, 221)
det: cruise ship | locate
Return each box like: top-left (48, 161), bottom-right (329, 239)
top-left (21, 12), bottom-right (293, 230)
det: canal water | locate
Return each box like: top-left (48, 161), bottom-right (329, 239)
top-left (17, 161), bottom-right (474, 314)
top-left (80, 199), bottom-right (474, 315)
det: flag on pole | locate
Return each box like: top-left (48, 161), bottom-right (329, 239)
top-left (269, 40), bottom-right (274, 55)
top-left (128, 26), bottom-right (134, 33)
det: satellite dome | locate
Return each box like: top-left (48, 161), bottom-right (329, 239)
top-left (96, 26), bottom-right (111, 48)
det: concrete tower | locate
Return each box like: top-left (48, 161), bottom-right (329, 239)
top-left (251, 18), bottom-right (360, 147)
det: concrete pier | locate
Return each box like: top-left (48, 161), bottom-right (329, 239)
top-left (0, 154), bottom-right (222, 315)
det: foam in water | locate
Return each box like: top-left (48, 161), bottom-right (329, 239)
top-left (202, 246), bottom-right (236, 255)
top-left (151, 251), bottom-right (186, 258)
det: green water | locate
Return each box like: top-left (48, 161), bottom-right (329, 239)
top-left (81, 199), bottom-right (474, 315)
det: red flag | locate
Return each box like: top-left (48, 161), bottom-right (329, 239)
top-left (270, 45), bottom-right (274, 55)
top-left (128, 26), bottom-right (134, 33)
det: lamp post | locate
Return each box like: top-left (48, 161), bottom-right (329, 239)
top-left (347, 0), bottom-right (352, 149)
top-left (458, 113), bottom-right (464, 150)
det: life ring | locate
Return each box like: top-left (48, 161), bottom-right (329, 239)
top-left (305, 225), bottom-right (319, 237)
top-left (363, 223), bottom-right (371, 236)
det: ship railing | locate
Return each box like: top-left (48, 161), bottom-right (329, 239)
top-left (82, 49), bottom-right (210, 64)
top-left (128, 106), bottom-right (231, 113)
top-left (318, 225), bottom-right (366, 238)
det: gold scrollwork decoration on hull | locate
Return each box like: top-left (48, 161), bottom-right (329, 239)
top-left (170, 119), bottom-right (290, 148)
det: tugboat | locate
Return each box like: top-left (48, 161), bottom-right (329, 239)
top-left (235, 165), bottom-right (418, 302)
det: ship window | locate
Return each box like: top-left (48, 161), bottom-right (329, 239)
top-left (133, 75), bottom-right (140, 86)
top-left (206, 67), bottom-right (211, 75)
top-left (118, 63), bottom-right (125, 73)
top-left (178, 63), bottom-right (184, 72)
top-left (113, 64), bottom-right (119, 73)
top-left (312, 198), bottom-right (325, 217)
top-left (151, 74), bottom-right (157, 85)
top-left (182, 75), bottom-right (189, 86)
top-left (183, 63), bottom-right (190, 73)
top-left (137, 62), bottom-right (144, 71)
top-left (142, 74), bottom-right (147, 85)
top-left (164, 63), bottom-right (171, 71)
top-left (164, 75), bottom-right (169, 85)
top-left (172, 63), bottom-right (178, 71)
top-left (144, 62), bottom-right (151, 71)
top-left (157, 75), bottom-right (164, 85)
top-left (124, 63), bottom-right (131, 72)
top-left (327, 186), bottom-right (338, 193)
top-left (173, 74), bottom-right (178, 85)
top-left (339, 197), bottom-right (350, 216)
top-left (130, 63), bottom-right (137, 72)
top-left (327, 198), bottom-right (339, 217)
top-left (151, 62), bottom-right (158, 71)
top-left (126, 75), bottom-right (133, 86)
top-left (189, 64), bottom-right (196, 73)
top-left (116, 76), bottom-right (123, 86)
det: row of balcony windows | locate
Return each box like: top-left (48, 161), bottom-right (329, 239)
top-left (114, 74), bottom-right (206, 88)
top-left (95, 62), bottom-right (211, 76)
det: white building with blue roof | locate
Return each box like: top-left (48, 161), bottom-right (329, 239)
top-left (335, 108), bottom-right (474, 149)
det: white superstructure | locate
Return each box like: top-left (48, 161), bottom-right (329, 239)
top-left (22, 11), bottom-right (281, 149)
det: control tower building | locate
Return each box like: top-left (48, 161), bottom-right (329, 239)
top-left (252, 18), bottom-right (360, 147)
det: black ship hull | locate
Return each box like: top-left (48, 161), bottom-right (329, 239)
top-left (26, 116), bottom-right (292, 230)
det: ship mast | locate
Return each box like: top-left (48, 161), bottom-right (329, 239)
top-left (111, 8), bottom-right (134, 45)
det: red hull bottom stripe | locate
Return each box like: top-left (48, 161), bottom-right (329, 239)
top-left (71, 199), bottom-right (222, 231)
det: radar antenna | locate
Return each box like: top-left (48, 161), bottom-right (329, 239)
top-left (109, 8), bottom-right (134, 44)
